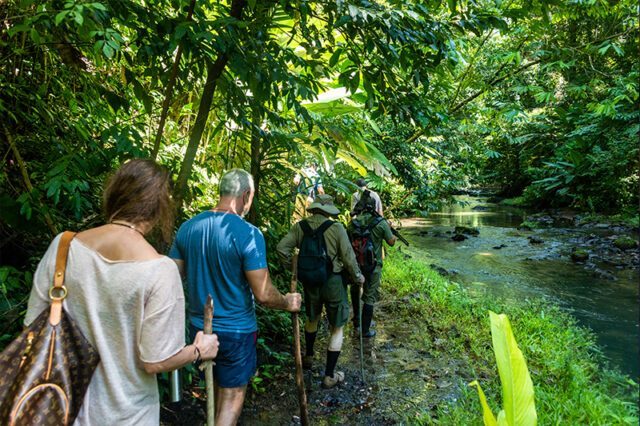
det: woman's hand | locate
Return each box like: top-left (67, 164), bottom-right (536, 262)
top-left (142, 332), bottom-right (219, 374)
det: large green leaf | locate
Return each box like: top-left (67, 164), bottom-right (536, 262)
top-left (305, 100), bottom-right (361, 116)
top-left (490, 311), bottom-right (537, 426)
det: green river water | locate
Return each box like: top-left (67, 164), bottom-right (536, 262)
top-left (401, 195), bottom-right (639, 378)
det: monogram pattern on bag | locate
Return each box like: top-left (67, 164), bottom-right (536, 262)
top-left (0, 308), bottom-right (100, 425)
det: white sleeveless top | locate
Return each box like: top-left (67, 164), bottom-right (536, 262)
top-left (25, 234), bottom-right (185, 425)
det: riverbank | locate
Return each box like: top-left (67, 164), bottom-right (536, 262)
top-left (383, 246), bottom-right (638, 424)
top-left (163, 247), bottom-right (638, 425)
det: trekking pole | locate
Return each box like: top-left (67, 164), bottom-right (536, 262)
top-left (290, 253), bottom-right (310, 426)
top-left (203, 295), bottom-right (215, 426)
top-left (359, 285), bottom-right (365, 384)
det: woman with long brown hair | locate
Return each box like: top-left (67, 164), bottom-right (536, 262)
top-left (24, 159), bottom-right (218, 425)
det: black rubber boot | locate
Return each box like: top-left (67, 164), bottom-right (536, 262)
top-left (303, 331), bottom-right (317, 369)
top-left (362, 304), bottom-right (376, 338)
top-left (324, 350), bottom-right (340, 378)
top-left (350, 285), bottom-right (360, 328)
top-left (304, 331), bottom-right (317, 357)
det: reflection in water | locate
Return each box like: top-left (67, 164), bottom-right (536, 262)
top-left (403, 196), bottom-right (639, 378)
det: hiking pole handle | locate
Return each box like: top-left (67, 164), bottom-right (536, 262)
top-left (369, 209), bottom-right (409, 247)
top-left (391, 227), bottom-right (409, 246)
top-left (290, 253), bottom-right (309, 426)
top-left (290, 253), bottom-right (298, 293)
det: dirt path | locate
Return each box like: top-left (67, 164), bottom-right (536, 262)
top-left (237, 298), bottom-right (469, 425)
top-left (161, 294), bottom-right (472, 425)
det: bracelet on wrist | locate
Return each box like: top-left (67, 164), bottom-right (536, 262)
top-left (193, 345), bottom-right (201, 364)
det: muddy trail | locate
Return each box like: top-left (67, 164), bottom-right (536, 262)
top-left (240, 300), bottom-right (467, 425)
top-left (161, 297), bottom-right (471, 425)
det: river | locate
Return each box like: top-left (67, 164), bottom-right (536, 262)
top-left (400, 195), bottom-right (639, 378)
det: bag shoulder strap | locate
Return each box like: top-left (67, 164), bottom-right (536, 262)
top-left (50, 231), bottom-right (76, 326)
top-left (368, 216), bottom-right (384, 231)
top-left (316, 220), bottom-right (334, 235)
top-left (300, 220), bottom-right (334, 237)
top-left (299, 220), bottom-right (313, 237)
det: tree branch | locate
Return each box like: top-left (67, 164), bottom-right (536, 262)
top-left (151, 0), bottom-right (197, 160)
top-left (450, 59), bottom-right (542, 113)
top-left (173, 0), bottom-right (247, 209)
top-left (449, 29), bottom-right (494, 109)
top-left (2, 123), bottom-right (58, 235)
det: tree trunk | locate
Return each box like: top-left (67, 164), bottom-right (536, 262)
top-left (151, 0), bottom-right (197, 160)
top-left (2, 123), bottom-right (58, 235)
top-left (173, 0), bottom-right (246, 209)
top-left (248, 110), bottom-right (262, 225)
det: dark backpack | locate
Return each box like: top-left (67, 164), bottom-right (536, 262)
top-left (350, 217), bottom-right (383, 276)
top-left (297, 220), bottom-right (335, 287)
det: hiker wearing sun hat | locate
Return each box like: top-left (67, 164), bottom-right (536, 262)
top-left (277, 194), bottom-right (365, 389)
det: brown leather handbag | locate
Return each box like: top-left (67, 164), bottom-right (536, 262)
top-left (0, 231), bottom-right (100, 425)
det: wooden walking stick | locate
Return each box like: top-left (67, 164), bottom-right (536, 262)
top-left (203, 295), bottom-right (215, 426)
top-left (358, 285), bottom-right (365, 384)
top-left (290, 253), bottom-right (310, 426)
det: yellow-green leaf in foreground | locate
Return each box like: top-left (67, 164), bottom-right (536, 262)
top-left (469, 380), bottom-right (498, 426)
top-left (489, 311), bottom-right (537, 426)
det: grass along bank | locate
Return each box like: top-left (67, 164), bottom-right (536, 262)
top-left (382, 246), bottom-right (639, 424)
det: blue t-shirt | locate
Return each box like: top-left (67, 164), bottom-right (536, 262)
top-left (169, 211), bottom-right (268, 333)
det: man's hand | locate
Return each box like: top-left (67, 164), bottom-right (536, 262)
top-left (193, 331), bottom-right (219, 361)
top-left (284, 292), bottom-right (302, 312)
top-left (247, 269), bottom-right (302, 311)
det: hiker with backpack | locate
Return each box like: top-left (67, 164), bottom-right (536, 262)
top-left (349, 191), bottom-right (397, 338)
top-left (351, 177), bottom-right (383, 217)
top-left (277, 194), bottom-right (365, 389)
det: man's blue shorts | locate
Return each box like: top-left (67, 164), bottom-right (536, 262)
top-left (190, 325), bottom-right (257, 388)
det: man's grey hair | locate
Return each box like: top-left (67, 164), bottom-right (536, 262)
top-left (219, 169), bottom-right (254, 197)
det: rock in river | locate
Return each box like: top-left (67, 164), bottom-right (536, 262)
top-left (528, 236), bottom-right (544, 244)
top-left (454, 226), bottom-right (480, 236)
top-left (613, 236), bottom-right (638, 250)
top-left (571, 248), bottom-right (589, 262)
top-left (431, 264), bottom-right (449, 276)
top-left (452, 234), bottom-right (468, 242)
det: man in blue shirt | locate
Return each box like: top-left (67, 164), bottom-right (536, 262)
top-left (170, 168), bottom-right (301, 426)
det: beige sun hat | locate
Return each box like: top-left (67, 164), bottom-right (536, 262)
top-left (307, 194), bottom-right (340, 216)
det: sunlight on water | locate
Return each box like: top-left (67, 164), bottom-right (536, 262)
top-left (402, 196), bottom-right (640, 377)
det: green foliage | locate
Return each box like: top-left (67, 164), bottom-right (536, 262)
top-left (500, 197), bottom-right (530, 208)
top-left (367, 121), bottom-right (471, 215)
top-left (0, 266), bottom-right (32, 347)
top-left (470, 312), bottom-right (537, 426)
top-left (442, 0), bottom-right (639, 211)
